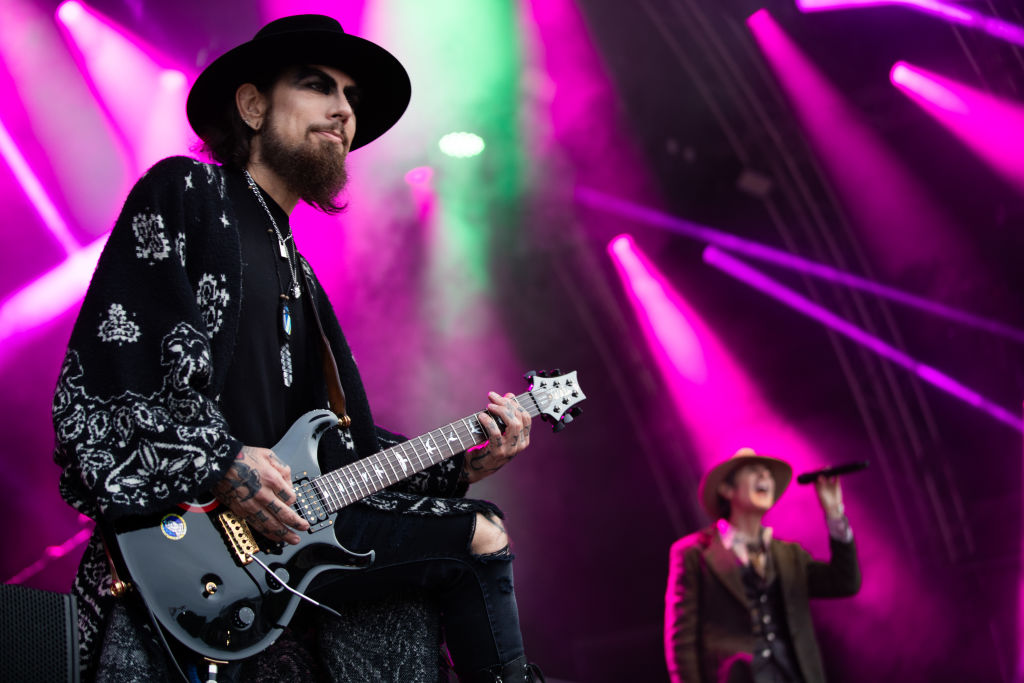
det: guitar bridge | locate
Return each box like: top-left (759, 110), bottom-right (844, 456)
top-left (217, 511), bottom-right (258, 565)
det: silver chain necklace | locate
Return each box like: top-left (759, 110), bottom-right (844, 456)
top-left (243, 169), bottom-right (301, 299)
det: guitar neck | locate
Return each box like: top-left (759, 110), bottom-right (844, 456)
top-left (310, 390), bottom-right (544, 514)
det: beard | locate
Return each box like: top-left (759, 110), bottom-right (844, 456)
top-left (259, 113), bottom-right (349, 215)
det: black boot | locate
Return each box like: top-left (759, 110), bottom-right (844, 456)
top-left (462, 655), bottom-right (545, 682)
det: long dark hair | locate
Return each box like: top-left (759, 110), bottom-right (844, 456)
top-left (195, 67), bottom-right (286, 168)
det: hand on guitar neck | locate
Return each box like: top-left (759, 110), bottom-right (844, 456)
top-left (209, 390), bottom-right (531, 543)
top-left (213, 445), bottom-right (311, 545)
top-left (464, 391), bottom-right (533, 484)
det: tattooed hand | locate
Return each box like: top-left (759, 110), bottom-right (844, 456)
top-left (213, 445), bottom-right (310, 545)
top-left (464, 391), bottom-right (532, 484)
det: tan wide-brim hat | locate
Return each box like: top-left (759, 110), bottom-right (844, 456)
top-left (698, 447), bottom-right (793, 520)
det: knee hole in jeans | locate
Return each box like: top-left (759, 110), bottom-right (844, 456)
top-left (470, 512), bottom-right (509, 557)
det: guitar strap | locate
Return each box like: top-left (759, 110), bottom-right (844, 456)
top-left (302, 267), bottom-right (351, 428)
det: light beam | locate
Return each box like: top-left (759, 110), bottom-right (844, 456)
top-left (0, 117), bottom-right (79, 255)
top-left (891, 61), bottom-right (1024, 193)
top-left (797, 0), bottom-right (1024, 49)
top-left (56, 0), bottom-right (192, 173)
top-left (579, 188), bottom-right (1024, 343)
top-left (703, 245), bottom-right (1023, 432)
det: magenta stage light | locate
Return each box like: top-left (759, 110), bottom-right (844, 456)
top-left (5, 516), bottom-right (93, 585)
top-left (797, 0), bottom-right (970, 22)
top-left (1020, 406), bottom-right (1024, 683)
top-left (136, 69), bottom-right (191, 170)
top-left (261, 0), bottom-right (366, 34)
top-left (405, 166), bottom-right (434, 186)
top-left (614, 236), bottom-right (929, 651)
top-left (703, 245), bottom-right (1024, 433)
top-left (796, 0), bottom-right (1024, 49)
top-left (0, 232), bottom-right (107, 353)
top-left (747, 8), bottom-right (970, 291)
top-left (56, 0), bottom-right (192, 173)
top-left (608, 232), bottom-right (894, 580)
top-left (891, 61), bottom-right (1024, 192)
top-left (606, 233), bottom-right (829, 473)
top-left (891, 63), bottom-right (966, 113)
top-left (609, 234), bottom-right (709, 384)
top-left (0, 117), bottom-right (79, 256)
top-left (405, 166), bottom-right (437, 223)
top-left (579, 188), bottom-right (1024, 343)
top-left (0, 0), bottom-right (132, 235)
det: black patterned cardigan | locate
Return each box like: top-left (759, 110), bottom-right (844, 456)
top-left (52, 156), bottom-right (497, 681)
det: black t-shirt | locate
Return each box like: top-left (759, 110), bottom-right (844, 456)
top-left (219, 168), bottom-right (322, 448)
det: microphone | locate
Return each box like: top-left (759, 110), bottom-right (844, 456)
top-left (796, 461), bottom-right (869, 485)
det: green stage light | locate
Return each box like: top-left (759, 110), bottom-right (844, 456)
top-left (439, 131), bottom-right (485, 158)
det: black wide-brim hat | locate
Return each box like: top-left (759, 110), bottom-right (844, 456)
top-left (698, 447), bottom-right (793, 520)
top-left (187, 14), bottom-right (410, 151)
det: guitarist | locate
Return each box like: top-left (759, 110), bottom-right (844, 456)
top-left (53, 15), bottom-right (542, 683)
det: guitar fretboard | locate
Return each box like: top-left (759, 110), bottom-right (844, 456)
top-left (306, 386), bottom-right (559, 514)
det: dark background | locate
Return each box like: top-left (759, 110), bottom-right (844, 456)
top-left (2, 0), bottom-right (1022, 681)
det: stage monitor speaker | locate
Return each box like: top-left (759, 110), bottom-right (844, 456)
top-left (0, 584), bottom-right (79, 683)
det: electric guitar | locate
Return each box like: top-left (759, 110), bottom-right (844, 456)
top-left (111, 370), bottom-right (585, 662)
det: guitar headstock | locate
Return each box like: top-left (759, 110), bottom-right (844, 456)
top-left (524, 370), bottom-right (585, 432)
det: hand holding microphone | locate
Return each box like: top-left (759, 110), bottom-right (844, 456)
top-left (796, 461), bottom-right (868, 517)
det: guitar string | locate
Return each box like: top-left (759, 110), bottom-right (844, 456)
top-left (308, 389), bottom-right (572, 510)
top-left (290, 384), bottom-right (581, 516)
top-left (325, 387), bottom-right (568, 475)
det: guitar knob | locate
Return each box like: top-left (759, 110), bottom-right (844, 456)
top-left (267, 567), bottom-right (289, 592)
top-left (233, 606), bottom-right (256, 629)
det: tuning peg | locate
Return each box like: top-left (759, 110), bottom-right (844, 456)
top-left (569, 407), bottom-right (583, 418)
top-left (523, 370), bottom-right (538, 381)
top-left (552, 420), bottom-right (567, 433)
top-left (561, 413), bottom-right (574, 425)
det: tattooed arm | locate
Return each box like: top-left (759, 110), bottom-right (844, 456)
top-left (464, 391), bottom-right (533, 485)
top-left (213, 446), bottom-right (310, 544)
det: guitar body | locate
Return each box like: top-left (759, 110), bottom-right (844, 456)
top-left (113, 410), bottom-right (373, 661)
top-left (111, 371), bottom-right (585, 664)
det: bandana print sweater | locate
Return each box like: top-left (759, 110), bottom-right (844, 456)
top-left (53, 156), bottom-right (496, 680)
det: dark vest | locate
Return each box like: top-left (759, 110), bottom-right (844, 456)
top-left (741, 553), bottom-right (804, 683)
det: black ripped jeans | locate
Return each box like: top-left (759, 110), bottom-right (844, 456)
top-left (308, 504), bottom-right (525, 675)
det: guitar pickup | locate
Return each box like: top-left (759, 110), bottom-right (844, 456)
top-left (293, 479), bottom-right (331, 532)
top-left (217, 511), bottom-right (258, 565)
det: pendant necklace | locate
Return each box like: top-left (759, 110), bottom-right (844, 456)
top-left (244, 169), bottom-right (300, 386)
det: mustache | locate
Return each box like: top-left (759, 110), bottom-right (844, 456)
top-left (310, 126), bottom-right (348, 145)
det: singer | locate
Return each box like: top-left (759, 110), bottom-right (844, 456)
top-left (663, 448), bottom-right (861, 683)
